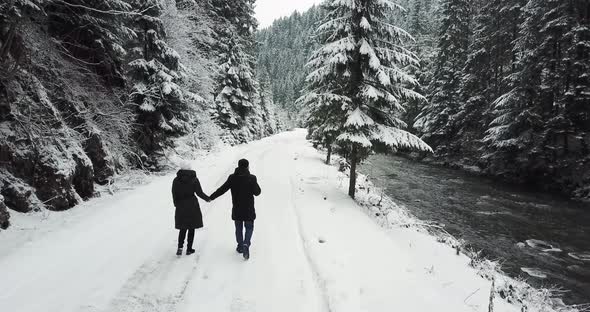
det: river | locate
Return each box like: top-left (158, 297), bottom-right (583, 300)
top-left (361, 154), bottom-right (590, 305)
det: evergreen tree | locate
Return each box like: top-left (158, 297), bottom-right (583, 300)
top-left (257, 69), bottom-right (280, 135)
top-left (209, 0), bottom-right (257, 40)
top-left (401, 0), bottom-right (439, 133)
top-left (45, 0), bottom-right (136, 86)
top-left (208, 0), bottom-right (273, 142)
top-left (451, 0), bottom-right (524, 155)
top-left (256, 6), bottom-right (325, 126)
top-left (485, 0), bottom-right (590, 164)
top-left (301, 0), bottom-right (432, 198)
top-left (414, 0), bottom-right (471, 153)
top-left (126, 0), bottom-right (190, 154)
top-left (213, 33), bottom-right (256, 130)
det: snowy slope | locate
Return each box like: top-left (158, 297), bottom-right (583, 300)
top-left (0, 130), bottom-right (518, 312)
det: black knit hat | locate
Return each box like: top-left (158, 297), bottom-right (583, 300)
top-left (238, 158), bottom-right (249, 168)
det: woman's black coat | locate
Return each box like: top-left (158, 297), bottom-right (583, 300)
top-left (172, 170), bottom-right (210, 229)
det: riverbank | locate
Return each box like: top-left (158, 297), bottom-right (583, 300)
top-left (359, 153), bottom-right (590, 307)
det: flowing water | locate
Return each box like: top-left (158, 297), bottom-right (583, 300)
top-left (361, 155), bottom-right (590, 305)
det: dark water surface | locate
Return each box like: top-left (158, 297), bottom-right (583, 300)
top-left (361, 154), bottom-right (590, 305)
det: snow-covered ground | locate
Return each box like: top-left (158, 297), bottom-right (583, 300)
top-left (1, 129), bottom-right (521, 312)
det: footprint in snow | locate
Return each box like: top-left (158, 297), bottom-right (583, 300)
top-left (230, 298), bottom-right (255, 312)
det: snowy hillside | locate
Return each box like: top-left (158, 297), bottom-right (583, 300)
top-left (0, 0), bottom-right (281, 225)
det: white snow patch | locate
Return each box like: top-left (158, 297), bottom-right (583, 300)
top-left (344, 107), bottom-right (374, 127)
top-left (521, 268), bottom-right (548, 279)
top-left (568, 252), bottom-right (590, 262)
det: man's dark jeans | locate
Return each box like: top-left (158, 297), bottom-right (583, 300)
top-left (235, 221), bottom-right (254, 247)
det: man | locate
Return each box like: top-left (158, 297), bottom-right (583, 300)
top-left (210, 159), bottom-right (261, 260)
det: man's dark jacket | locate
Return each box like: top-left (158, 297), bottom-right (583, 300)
top-left (172, 170), bottom-right (209, 229)
top-left (210, 167), bottom-right (261, 221)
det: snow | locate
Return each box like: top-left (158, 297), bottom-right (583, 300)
top-left (360, 16), bottom-right (371, 30)
top-left (337, 131), bottom-right (373, 147)
top-left (139, 101), bottom-right (156, 112)
top-left (568, 252), bottom-right (590, 262)
top-left (0, 130), bottom-right (534, 312)
top-left (372, 125), bottom-right (433, 152)
top-left (344, 107), bottom-right (374, 127)
top-left (525, 239), bottom-right (556, 251)
top-left (521, 268), bottom-right (548, 279)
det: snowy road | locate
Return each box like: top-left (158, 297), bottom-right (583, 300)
top-left (0, 130), bottom-right (517, 312)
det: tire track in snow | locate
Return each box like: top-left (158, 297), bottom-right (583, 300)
top-left (106, 251), bottom-right (202, 312)
top-left (254, 140), bottom-right (332, 312)
top-left (287, 174), bottom-right (333, 312)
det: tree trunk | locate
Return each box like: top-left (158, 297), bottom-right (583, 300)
top-left (348, 145), bottom-right (358, 199)
top-left (326, 143), bottom-right (332, 165)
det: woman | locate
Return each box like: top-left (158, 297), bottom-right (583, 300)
top-left (171, 161), bottom-right (210, 256)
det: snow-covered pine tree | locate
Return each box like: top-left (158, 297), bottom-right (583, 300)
top-left (401, 0), bottom-right (439, 134)
top-left (208, 0), bottom-right (272, 143)
top-left (213, 33), bottom-right (256, 133)
top-left (299, 76), bottom-right (345, 165)
top-left (257, 69), bottom-right (280, 135)
top-left (413, 0), bottom-right (471, 154)
top-left (302, 0), bottom-right (432, 198)
top-left (453, 0), bottom-right (524, 155)
top-left (209, 0), bottom-right (257, 40)
top-left (550, 0), bottom-right (590, 155)
top-left (126, 0), bottom-right (190, 154)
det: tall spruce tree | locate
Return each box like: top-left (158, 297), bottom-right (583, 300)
top-left (213, 33), bottom-right (256, 130)
top-left (401, 0), bottom-right (439, 133)
top-left (126, 0), bottom-right (191, 154)
top-left (300, 0), bottom-right (432, 198)
top-left (257, 69), bottom-right (280, 135)
top-left (413, 0), bottom-right (471, 153)
top-left (208, 0), bottom-right (271, 142)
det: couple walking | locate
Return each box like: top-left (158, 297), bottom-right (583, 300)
top-left (172, 159), bottom-right (261, 260)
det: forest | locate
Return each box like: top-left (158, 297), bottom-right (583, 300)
top-left (257, 0), bottom-right (590, 199)
top-left (0, 0), bottom-right (280, 223)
